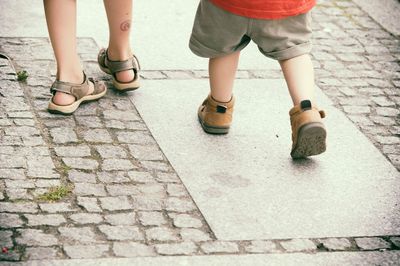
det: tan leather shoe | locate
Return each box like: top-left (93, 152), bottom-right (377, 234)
top-left (197, 94), bottom-right (235, 134)
top-left (290, 100), bottom-right (327, 159)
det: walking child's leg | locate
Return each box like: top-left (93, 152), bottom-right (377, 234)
top-left (103, 0), bottom-right (135, 83)
top-left (209, 51), bottom-right (240, 102)
top-left (197, 51), bottom-right (239, 134)
top-left (279, 54), bottom-right (315, 105)
top-left (279, 54), bottom-right (326, 158)
top-left (43, 0), bottom-right (93, 105)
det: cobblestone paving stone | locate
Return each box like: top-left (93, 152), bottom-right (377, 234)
top-left (0, 39), bottom-right (215, 261)
top-left (0, 0), bottom-right (399, 262)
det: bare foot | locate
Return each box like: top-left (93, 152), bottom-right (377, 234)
top-left (107, 49), bottom-right (136, 83)
top-left (115, 69), bottom-right (135, 84)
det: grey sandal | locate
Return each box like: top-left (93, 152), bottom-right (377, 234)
top-left (48, 72), bottom-right (107, 115)
top-left (98, 48), bottom-right (140, 92)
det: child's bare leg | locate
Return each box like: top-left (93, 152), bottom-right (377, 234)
top-left (103, 0), bottom-right (135, 83)
top-left (280, 54), bottom-right (326, 158)
top-left (279, 54), bottom-right (315, 105)
top-left (44, 0), bottom-right (93, 105)
top-left (209, 51), bottom-right (240, 102)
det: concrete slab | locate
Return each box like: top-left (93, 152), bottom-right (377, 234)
top-left (10, 251), bottom-right (400, 266)
top-left (131, 79), bottom-right (400, 240)
top-left (0, 0), bottom-right (279, 70)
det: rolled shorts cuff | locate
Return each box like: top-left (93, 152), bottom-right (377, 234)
top-left (189, 35), bottom-right (246, 58)
top-left (189, 36), bottom-right (219, 58)
top-left (260, 41), bottom-right (312, 61)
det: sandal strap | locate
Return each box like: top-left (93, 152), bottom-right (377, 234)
top-left (102, 48), bottom-right (140, 74)
top-left (50, 72), bottom-right (90, 100)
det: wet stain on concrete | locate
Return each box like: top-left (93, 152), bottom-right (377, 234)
top-left (211, 172), bottom-right (251, 188)
top-left (201, 187), bottom-right (223, 198)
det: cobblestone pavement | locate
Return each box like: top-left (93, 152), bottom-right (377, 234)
top-left (0, 0), bottom-right (399, 263)
top-left (312, 0), bottom-right (400, 171)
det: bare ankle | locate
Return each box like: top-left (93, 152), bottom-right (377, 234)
top-left (57, 71), bottom-right (84, 84)
top-left (107, 47), bottom-right (132, 61)
top-left (210, 93), bottom-right (233, 103)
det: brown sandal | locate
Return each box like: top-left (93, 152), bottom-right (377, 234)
top-left (48, 72), bottom-right (107, 115)
top-left (98, 48), bottom-right (140, 92)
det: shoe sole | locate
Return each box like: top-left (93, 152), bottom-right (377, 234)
top-left (198, 114), bottom-right (230, 134)
top-left (112, 78), bottom-right (140, 92)
top-left (47, 88), bottom-right (107, 115)
top-left (291, 122), bottom-right (326, 159)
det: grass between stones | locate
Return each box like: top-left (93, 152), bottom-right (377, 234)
top-left (16, 70), bottom-right (28, 82)
top-left (36, 184), bottom-right (73, 202)
top-left (60, 164), bottom-right (72, 176)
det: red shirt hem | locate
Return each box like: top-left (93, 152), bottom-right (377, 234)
top-left (209, 0), bottom-right (316, 20)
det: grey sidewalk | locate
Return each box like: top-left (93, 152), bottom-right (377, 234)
top-left (1, 0), bottom-right (400, 265)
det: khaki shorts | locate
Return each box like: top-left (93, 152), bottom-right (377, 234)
top-left (189, 0), bottom-right (313, 60)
